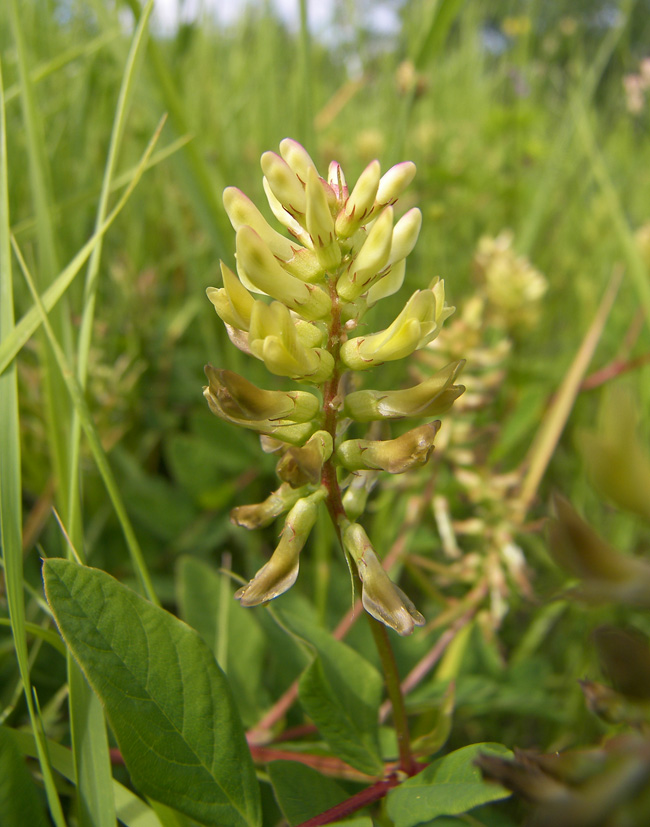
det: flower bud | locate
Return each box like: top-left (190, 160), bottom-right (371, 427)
top-left (276, 430), bottom-right (333, 487)
top-left (336, 207), bottom-right (394, 301)
top-left (278, 246), bottom-right (325, 283)
top-left (261, 151), bottom-right (307, 220)
top-left (343, 360), bottom-right (465, 421)
top-left (204, 366), bottom-right (319, 423)
top-left (295, 319), bottom-right (327, 349)
top-left (203, 382), bottom-right (314, 445)
top-left (264, 422), bottom-right (317, 445)
top-left (375, 161), bottom-right (416, 206)
top-left (279, 138), bottom-right (318, 183)
top-left (231, 482), bottom-right (306, 529)
top-left (206, 261), bottom-right (255, 330)
top-left (343, 522), bottom-right (425, 635)
top-left (366, 259), bottom-right (406, 306)
top-left (327, 161), bottom-right (348, 204)
top-left (235, 491), bottom-right (324, 606)
top-left (249, 301), bottom-right (334, 382)
top-left (223, 187), bottom-right (297, 261)
top-left (387, 207), bottom-right (422, 266)
top-left (337, 422), bottom-right (440, 474)
top-left (306, 167), bottom-right (341, 271)
top-left (335, 159), bottom-right (381, 238)
top-left (341, 282), bottom-right (453, 369)
top-left (342, 469), bottom-right (379, 521)
top-left (236, 226), bottom-right (331, 320)
top-left (263, 177), bottom-right (312, 247)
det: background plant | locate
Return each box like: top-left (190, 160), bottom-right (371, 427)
top-left (1, 1), bottom-right (650, 826)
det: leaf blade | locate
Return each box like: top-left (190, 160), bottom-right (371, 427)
top-left (385, 743), bottom-right (512, 827)
top-left (44, 559), bottom-right (261, 827)
top-left (279, 609), bottom-right (384, 776)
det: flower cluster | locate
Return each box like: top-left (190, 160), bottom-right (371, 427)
top-left (204, 139), bottom-right (465, 635)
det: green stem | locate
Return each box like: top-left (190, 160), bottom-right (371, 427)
top-left (367, 616), bottom-right (416, 775)
top-left (319, 275), bottom-right (415, 776)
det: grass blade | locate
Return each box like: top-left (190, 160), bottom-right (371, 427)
top-left (11, 730), bottom-right (165, 827)
top-left (0, 116), bottom-right (167, 376)
top-left (573, 100), bottom-right (650, 327)
top-left (518, 266), bottom-right (623, 514)
top-left (64, 8), bottom-right (155, 823)
top-left (12, 237), bottom-right (159, 605)
top-left (0, 56), bottom-right (67, 827)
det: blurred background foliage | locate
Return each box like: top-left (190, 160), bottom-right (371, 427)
top-left (2, 0), bottom-right (650, 823)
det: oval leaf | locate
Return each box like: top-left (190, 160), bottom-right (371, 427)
top-left (278, 609), bottom-right (384, 776)
top-left (386, 743), bottom-right (512, 827)
top-left (43, 559), bottom-right (261, 827)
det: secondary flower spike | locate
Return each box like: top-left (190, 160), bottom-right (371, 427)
top-left (204, 138), bottom-right (465, 633)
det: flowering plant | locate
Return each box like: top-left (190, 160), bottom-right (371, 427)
top-left (205, 139), bottom-right (465, 634)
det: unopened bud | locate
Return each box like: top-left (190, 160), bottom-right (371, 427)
top-left (327, 161), bottom-right (348, 204)
top-left (387, 208), bottom-right (422, 266)
top-left (261, 151), bottom-right (307, 219)
top-left (276, 430), bottom-right (333, 487)
top-left (204, 366), bottom-right (318, 423)
top-left (306, 167), bottom-right (341, 271)
top-left (335, 159), bottom-right (381, 238)
top-left (279, 246), bottom-right (325, 283)
top-left (223, 187), bottom-right (297, 261)
top-left (235, 491), bottom-right (324, 606)
top-left (207, 261), bottom-right (255, 330)
top-left (375, 161), bottom-right (416, 206)
top-left (366, 259), bottom-right (406, 306)
top-left (236, 226), bottom-right (331, 320)
top-left (249, 301), bottom-right (334, 382)
top-left (341, 469), bottom-right (379, 521)
top-left (231, 482), bottom-right (306, 529)
top-left (263, 177), bottom-right (312, 247)
top-left (295, 319), bottom-right (327, 349)
top-left (279, 138), bottom-right (318, 183)
top-left (337, 422), bottom-right (440, 473)
top-left (343, 523), bottom-right (425, 635)
top-left (337, 207), bottom-right (394, 301)
top-left (343, 360), bottom-right (465, 421)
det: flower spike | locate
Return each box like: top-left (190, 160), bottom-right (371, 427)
top-left (204, 138), bottom-right (465, 631)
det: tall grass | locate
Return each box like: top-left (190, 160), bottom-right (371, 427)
top-left (1, 0), bottom-right (650, 824)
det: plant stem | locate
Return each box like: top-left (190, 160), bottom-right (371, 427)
top-left (367, 616), bottom-right (416, 775)
top-left (318, 274), bottom-right (416, 777)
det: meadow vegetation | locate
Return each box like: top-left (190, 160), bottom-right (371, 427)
top-left (2, 1), bottom-right (650, 825)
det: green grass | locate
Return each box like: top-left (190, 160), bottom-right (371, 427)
top-left (2, 1), bottom-right (650, 825)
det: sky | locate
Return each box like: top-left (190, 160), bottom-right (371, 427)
top-left (149, 0), bottom-right (399, 40)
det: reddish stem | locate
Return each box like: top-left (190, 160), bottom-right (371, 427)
top-left (295, 772), bottom-right (410, 827)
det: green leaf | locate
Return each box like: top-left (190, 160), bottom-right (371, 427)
top-left (278, 609), bottom-right (384, 777)
top-left (0, 727), bottom-right (49, 827)
top-left (298, 658), bottom-right (383, 776)
top-left (268, 761), bottom-right (347, 826)
top-left (385, 743), bottom-right (513, 827)
top-left (410, 683), bottom-right (455, 758)
top-left (43, 558), bottom-right (261, 827)
top-left (177, 556), bottom-right (266, 726)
